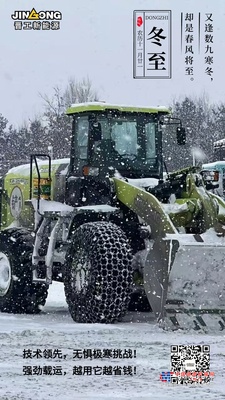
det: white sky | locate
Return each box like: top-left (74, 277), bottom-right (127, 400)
top-left (0, 0), bottom-right (225, 127)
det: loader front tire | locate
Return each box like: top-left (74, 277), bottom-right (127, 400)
top-left (0, 228), bottom-right (48, 314)
top-left (64, 221), bottom-right (133, 323)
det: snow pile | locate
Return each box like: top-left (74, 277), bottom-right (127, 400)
top-left (0, 282), bottom-right (224, 399)
top-left (202, 160), bottom-right (225, 169)
top-left (7, 158), bottom-right (70, 176)
top-left (163, 203), bottom-right (188, 214)
top-left (127, 178), bottom-right (159, 189)
top-left (69, 101), bottom-right (169, 113)
top-left (31, 199), bottom-right (74, 214)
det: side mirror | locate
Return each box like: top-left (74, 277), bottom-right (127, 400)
top-left (176, 127), bottom-right (186, 145)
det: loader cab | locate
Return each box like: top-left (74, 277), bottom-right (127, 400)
top-left (68, 104), bottom-right (169, 177)
top-left (65, 103), bottom-right (171, 206)
top-left (201, 161), bottom-right (225, 198)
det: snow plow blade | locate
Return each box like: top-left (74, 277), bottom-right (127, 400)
top-left (144, 233), bottom-right (225, 331)
top-left (114, 177), bottom-right (225, 332)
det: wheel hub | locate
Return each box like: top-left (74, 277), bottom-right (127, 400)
top-left (0, 252), bottom-right (11, 296)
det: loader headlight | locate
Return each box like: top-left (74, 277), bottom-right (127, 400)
top-left (82, 166), bottom-right (99, 176)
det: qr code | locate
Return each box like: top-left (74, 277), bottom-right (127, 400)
top-left (171, 345), bottom-right (210, 371)
top-left (170, 345), bottom-right (211, 384)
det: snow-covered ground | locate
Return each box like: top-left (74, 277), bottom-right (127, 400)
top-left (0, 283), bottom-right (225, 400)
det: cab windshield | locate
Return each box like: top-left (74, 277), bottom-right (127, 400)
top-left (100, 115), bottom-right (156, 162)
top-left (75, 111), bottom-right (161, 178)
top-left (77, 113), bottom-right (157, 160)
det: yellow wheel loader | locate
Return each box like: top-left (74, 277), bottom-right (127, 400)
top-left (0, 102), bottom-right (225, 331)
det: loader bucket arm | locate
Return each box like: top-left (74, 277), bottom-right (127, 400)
top-left (113, 178), bottom-right (179, 320)
top-left (113, 178), bottom-right (177, 237)
top-left (113, 177), bottom-right (225, 332)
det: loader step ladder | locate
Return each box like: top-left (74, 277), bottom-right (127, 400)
top-left (29, 154), bottom-right (52, 213)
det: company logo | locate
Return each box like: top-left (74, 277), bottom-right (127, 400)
top-left (159, 371), bottom-right (215, 384)
top-left (10, 187), bottom-right (23, 219)
top-left (137, 16), bottom-right (143, 27)
top-left (11, 8), bottom-right (62, 20)
top-left (160, 371), bottom-right (171, 382)
top-left (11, 8), bottom-right (62, 31)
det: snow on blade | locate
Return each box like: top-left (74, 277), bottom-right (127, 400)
top-left (128, 177), bottom-right (159, 189)
top-left (162, 203), bottom-right (188, 214)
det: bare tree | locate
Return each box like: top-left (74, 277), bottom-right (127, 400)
top-left (63, 76), bottom-right (99, 107)
top-left (39, 76), bottom-right (99, 118)
top-left (38, 77), bottom-right (99, 159)
top-left (39, 86), bottom-right (65, 122)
